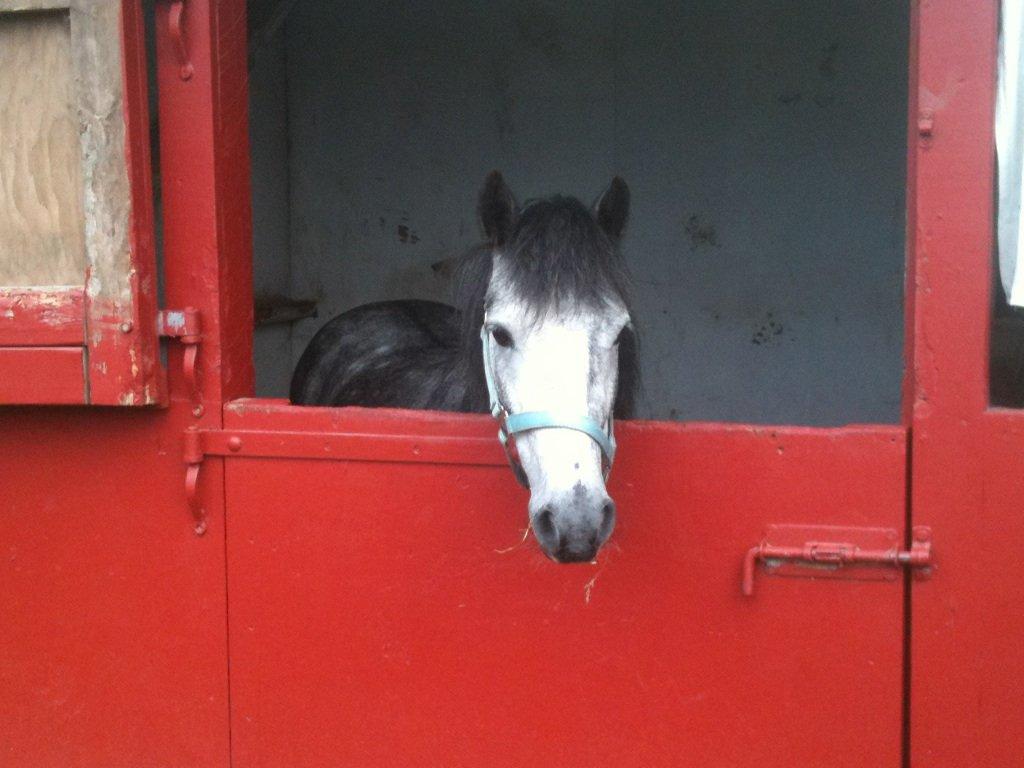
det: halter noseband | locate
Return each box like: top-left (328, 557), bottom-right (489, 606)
top-left (480, 320), bottom-right (617, 488)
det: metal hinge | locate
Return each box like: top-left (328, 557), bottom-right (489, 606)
top-left (159, 308), bottom-right (206, 536)
top-left (168, 0), bottom-right (194, 80)
top-left (158, 308), bottom-right (203, 417)
top-left (742, 524), bottom-right (933, 596)
top-left (183, 428), bottom-right (207, 536)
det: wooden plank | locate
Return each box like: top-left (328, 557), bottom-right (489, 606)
top-left (69, 0), bottom-right (162, 405)
top-left (0, 346), bottom-right (84, 403)
top-left (0, 287), bottom-right (84, 345)
top-left (0, 2), bottom-right (71, 13)
top-left (0, 8), bottom-right (85, 286)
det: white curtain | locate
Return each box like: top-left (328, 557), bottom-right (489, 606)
top-left (998, 0), bottom-right (1024, 306)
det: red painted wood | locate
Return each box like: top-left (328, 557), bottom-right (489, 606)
top-left (204, 428), bottom-right (507, 466)
top-left (224, 401), bottom-right (906, 768)
top-left (0, 408), bottom-right (230, 766)
top-left (908, 1), bottom-right (1024, 765)
top-left (0, 2), bottom-right (162, 405)
top-left (154, 0), bottom-right (254, 410)
top-left (901, 0), bottom-right (919, 428)
top-left (0, 289), bottom-right (85, 346)
top-left (0, 347), bottom-right (85, 404)
top-left (0, 1), bottom-right (248, 764)
top-left (83, 0), bottom-right (164, 406)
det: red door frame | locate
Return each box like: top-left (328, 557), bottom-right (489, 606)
top-left (152, 0), bottom-right (1020, 762)
top-left (0, 2), bottom-right (250, 764)
top-left (908, 1), bottom-right (1024, 764)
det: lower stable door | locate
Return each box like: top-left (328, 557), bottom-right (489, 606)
top-left (221, 400), bottom-right (908, 768)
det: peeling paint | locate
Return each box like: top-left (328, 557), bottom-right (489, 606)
top-left (163, 310), bottom-right (186, 330)
top-left (0, 289), bottom-right (86, 344)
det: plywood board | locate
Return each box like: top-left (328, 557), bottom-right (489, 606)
top-left (0, 9), bottom-right (85, 286)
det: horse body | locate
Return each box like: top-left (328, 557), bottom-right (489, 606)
top-left (290, 299), bottom-right (480, 412)
top-left (291, 172), bottom-right (636, 562)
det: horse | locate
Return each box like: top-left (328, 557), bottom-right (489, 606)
top-left (290, 172), bottom-right (638, 563)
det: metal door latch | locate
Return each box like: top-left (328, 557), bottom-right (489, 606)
top-left (742, 525), bottom-right (933, 596)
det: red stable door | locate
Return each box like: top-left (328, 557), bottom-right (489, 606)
top-left (140, 0), bottom-right (1020, 764)
top-left (208, 4), bottom-right (920, 768)
top-left (138, 0), bottom-right (937, 763)
top-left (219, 401), bottom-right (911, 768)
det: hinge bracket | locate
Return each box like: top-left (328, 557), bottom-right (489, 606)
top-left (158, 308), bottom-right (203, 417)
top-left (161, 308), bottom-right (205, 536)
top-left (183, 427), bottom-right (207, 536)
top-left (742, 524), bottom-right (933, 596)
top-left (168, 0), bottom-right (194, 80)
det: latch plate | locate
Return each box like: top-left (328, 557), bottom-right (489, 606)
top-left (743, 524), bottom-right (933, 596)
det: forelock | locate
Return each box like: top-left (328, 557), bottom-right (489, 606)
top-left (498, 196), bottom-right (631, 315)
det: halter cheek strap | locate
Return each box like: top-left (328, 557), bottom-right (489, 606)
top-left (480, 322), bottom-right (617, 488)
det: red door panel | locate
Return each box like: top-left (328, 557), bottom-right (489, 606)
top-left (224, 401), bottom-right (906, 767)
top-left (0, 409), bottom-right (230, 767)
top-left (0, 347), bottom-right (85, 403)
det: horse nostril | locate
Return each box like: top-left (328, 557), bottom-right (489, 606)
top-left (532, 507), bottom-right (560, 551)
top-left (598, 500), bottom-right (616, 544)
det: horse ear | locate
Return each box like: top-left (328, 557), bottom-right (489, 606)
top-left (479, 171), bottom-right (518, 246)
top-left (594, 177), bottom-right (630, 241)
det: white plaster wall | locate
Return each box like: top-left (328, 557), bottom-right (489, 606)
top-left (249, 0), bottom-right (908, 425)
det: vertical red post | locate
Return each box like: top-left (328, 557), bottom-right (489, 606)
top-left (909, 1), bottom-right (1024, 765)
top-left (155, 0), bottom-right (254, 413)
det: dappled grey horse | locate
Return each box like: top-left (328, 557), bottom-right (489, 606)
top-left (291, 172), bottom-right (637, 562)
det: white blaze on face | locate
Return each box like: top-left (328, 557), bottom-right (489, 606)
top-left (485, 256), bottom-right (628, 510)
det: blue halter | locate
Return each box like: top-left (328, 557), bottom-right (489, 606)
top-left (480, 321), bottom-right (617, 488)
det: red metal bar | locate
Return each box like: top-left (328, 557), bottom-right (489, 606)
top-left (194, 427), bottom-right (507, 467)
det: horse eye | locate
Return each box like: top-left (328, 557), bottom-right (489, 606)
top-left (491, 326), bottom-right (514, 348)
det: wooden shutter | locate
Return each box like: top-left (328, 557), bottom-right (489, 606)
top-left (0, 0), bottom-right (161, 405)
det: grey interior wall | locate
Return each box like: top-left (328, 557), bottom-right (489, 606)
top-left (249, 0), bottom-right (908, 425)
top-left (249, 30), bottom-right (292, 396)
